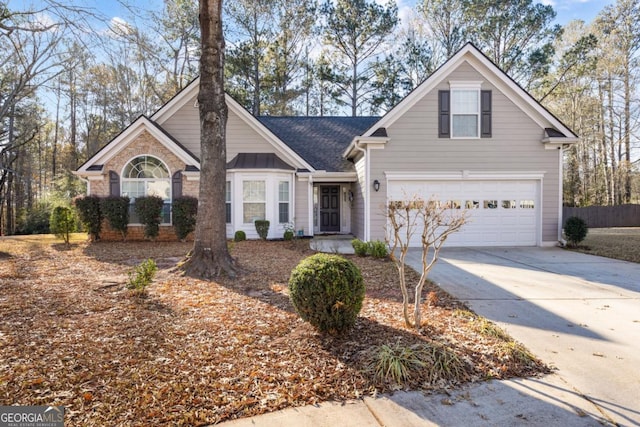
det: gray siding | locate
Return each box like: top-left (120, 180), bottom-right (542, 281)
top-left (161, 95), bottom-right (284, 160)
top-left (351, 155), bottom-right (366, 239)
top-left (368, 61), bottom-right (560, 244)
top-left (294, 178), bottom-right (310, 235)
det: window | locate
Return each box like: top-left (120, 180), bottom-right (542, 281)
top-left (520, 200), bottom-right (535, 209)
top-left (484, 200), bottom-right (498, 209)
top-left (502, 200), bottom-right (517, 209)
top-left (439, 84), bottom-right (491, 138)
top-left (451, 89), bottom-right (479, 138)
top-left (225, 181), bottom-right (231, 224)
top-left (278, 181), bottom-right (289, 224)
top-left (243, 180), bottom-right (265, 223)
top-left (121, 156), bottom-right (171, 224)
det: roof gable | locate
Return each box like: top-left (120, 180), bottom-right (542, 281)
top-left (76, 115), bottom-right (199, 174)
top-left (360, 42), bottom-right (578, 141)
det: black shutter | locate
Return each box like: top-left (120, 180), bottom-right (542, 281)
top-left (109, 171), bottom-right (120, 196)
top-left (438, 90), bottom-right (450, 138)
top-left (172, 171), bottom-right (183, 199)
top-left (481, 90), bottom-right (492, 138)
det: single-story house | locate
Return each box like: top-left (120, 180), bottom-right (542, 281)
top-left (75, 43), bottom-right (577, 246)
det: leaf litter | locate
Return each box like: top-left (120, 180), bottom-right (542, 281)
top-left (0, 237), bottom-right (548, 426)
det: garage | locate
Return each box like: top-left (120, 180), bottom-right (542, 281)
top-left (386, 178), bottom-right (540, 247)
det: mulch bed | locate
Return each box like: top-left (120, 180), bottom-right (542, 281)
top-left (0, 237), bottom-right (548, 426)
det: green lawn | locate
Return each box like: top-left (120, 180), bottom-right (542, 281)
top-left (572, 227), bottom-right (640, 263)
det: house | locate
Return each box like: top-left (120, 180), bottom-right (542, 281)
top-left (75, 43), bottom-right (577, 246)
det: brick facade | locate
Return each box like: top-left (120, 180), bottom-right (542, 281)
top-left (90, 130), bottom-right (198, 242)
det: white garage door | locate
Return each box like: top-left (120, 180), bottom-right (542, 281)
top-left (387, 180), bottom-right (539, 247)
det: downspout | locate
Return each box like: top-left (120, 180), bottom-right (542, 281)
top-left (353, 139), bottom-right (369, 241)
top-left (72, 172), bottom-right (91, 195)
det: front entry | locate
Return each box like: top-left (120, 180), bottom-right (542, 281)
top-left (320, 186), bottom-right (340, 232)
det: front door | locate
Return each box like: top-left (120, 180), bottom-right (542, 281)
top-left (320, 186), bottom-right (340, 232)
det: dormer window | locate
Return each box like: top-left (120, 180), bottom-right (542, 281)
top-left (439, 82), bottom-right (492, 139)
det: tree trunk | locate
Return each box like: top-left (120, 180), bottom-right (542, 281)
top-left (181, 0), bottom-right (237, 279)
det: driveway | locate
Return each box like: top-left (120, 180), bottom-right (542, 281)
top-left (406, 247), bottom-right (640, 427)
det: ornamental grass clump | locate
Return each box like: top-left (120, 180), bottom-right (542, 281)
top-left (289, 253), bottom-right (365, 334)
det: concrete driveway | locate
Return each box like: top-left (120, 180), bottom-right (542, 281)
top-left (406, 247), bottom-right (640, 427)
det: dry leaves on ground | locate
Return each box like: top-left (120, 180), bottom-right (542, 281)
top-left (0, 237), bottom-right (548, 426)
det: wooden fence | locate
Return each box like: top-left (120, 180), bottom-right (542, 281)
top-left (563, 204), bottom-right (640, 228)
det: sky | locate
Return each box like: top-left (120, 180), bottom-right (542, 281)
top-left (81, 0), bottom-right (615, 34)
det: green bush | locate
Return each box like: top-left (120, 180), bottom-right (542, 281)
top-left (367, 240), bottom-right (388, 258)
top-left (172, 196), bottom-right (198, 241)
top-left (351, 238), bottom-right (368, 256)
top-left (50, 206), bottom-right (76, 244)
top-left (254, 219), bottom-right (270, 240)
top-left (234, 230), bottom-right (246, 242)
top-left (15, 203), bottom-right (52, 235)
top-left (134, 196), bottom-right (164, 240)
top-left (127, 258), bottom-right (157, 297)
top-left (101, 196), bottom-right (130, 240)
top-left (289, 253), bottom-right (365, 334)
top-left (74, 195), bottom-right (102, 241)
top-left (564, 216), bottom-right (588, 247)
top-left (283, 230), bottom-right (294, 241)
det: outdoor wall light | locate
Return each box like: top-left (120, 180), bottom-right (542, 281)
top-left (373, 179), bottom-right (380, 192)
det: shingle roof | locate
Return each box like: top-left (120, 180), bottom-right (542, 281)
top-left (256, 116), bottom-right (380, 172)
top-left (227, 153), bottom-right (295, 170)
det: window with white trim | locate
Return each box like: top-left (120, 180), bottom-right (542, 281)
top-left (121, 155), bottom-right (171, 224)
top-left (451, 89), bottom-right (479, 137)
top-left (278, 181), bottom-right (289, 223)
top-left (243, 180), bottom-right (266, 223)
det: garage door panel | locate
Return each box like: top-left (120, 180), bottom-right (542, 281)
top-left (388, 180), bottom-right (539, 247)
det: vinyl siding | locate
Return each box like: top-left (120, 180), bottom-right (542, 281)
top-left (294, 178), bottom-right (310, 235)
top-left (368, 61), bottom-right (560, 244)
top-left (161, 95), bottom-right (284, 161)
top-left (351, 154), bottom-right (366, 240)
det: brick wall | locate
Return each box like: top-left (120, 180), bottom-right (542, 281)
top-left (100, 220), bottom-right (194, 242)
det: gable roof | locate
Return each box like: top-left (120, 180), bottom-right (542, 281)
top-left (227, 152), bottom-right (295, 170)
top-left (257, 116), bottom-right (379, 172)
top-left (354, 42), bottom-right (577, 146)
top-left (76, 115), bottom-right (200, 174)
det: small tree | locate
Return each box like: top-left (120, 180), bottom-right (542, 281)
top-left (386, 196), bottom-right (467, 329)
top-left (101, 196), bottom-right (130, 241)
top-left (134, 196), bottom-right (165, 240)
top-left (50, 206), bottom-right (76, 245)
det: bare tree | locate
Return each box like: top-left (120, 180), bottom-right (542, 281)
top-left (386, 197), bottom-right (467, 329)
top-left (180, 0), bottom-right (237, 279)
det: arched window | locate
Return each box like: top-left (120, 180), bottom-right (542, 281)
top-left (122, 156), bottom-right (171, 223)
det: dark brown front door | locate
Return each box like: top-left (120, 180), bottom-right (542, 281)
top-left (320, 186), bottom-right (340, 232)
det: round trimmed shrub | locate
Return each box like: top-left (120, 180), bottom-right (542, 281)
top-left (289, 253), bottom-right (365, 334)
top-left (234, 230), bottom-right (246, 242)
top-left (564, 216), bottom-right (588, 247)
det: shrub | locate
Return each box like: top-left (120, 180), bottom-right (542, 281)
top-left (283, 230), bottom-right (294, 241)
top-left (74, 195), bottom-right (102, 241)
top-left (101, 196), bottom-right (130, 240)
top-left (16, 203), bottom-right (52, 235)
top-left (564, 216), bottom-right (588, 247)
top-left (289, 253), bottom-right (365, 334)
top-left (234, 230), bottom-right (246, 242)
top-left (254, 219), bottom-right (270, 240)
top-left (127, 258), bottom-right (157, 297)
top-left (351, 238), bottom-right (368, 256)
top-left (367, 240), bottom-right (388, 258)
top-left (134, 196), bottom-right (164, 240)
top-left (172, 196), bottom-right (198, 241)
top-left (50, 206), bottom-right (76, 244)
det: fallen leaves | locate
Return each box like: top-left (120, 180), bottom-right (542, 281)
top-left (0, 237), bottom-right (548, 426)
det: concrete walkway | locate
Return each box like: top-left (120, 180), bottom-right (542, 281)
top-left (218, 242), bottom-right (639, 426)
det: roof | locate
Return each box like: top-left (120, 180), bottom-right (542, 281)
top-left (227, 153), bottom-right (295, 170)
top-left (257, 116), bottom-right (380, 172)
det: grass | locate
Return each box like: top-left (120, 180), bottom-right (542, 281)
top-left (570, 227), bottom-right (640, 263)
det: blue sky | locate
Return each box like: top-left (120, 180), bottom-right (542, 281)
top-left (85, 0), bottom-right (614, 33)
